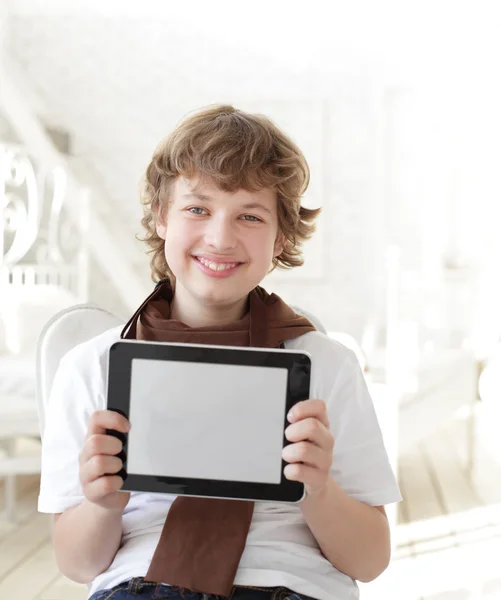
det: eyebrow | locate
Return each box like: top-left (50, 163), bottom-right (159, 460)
top-left (182, 193), bottom-right (272, 214)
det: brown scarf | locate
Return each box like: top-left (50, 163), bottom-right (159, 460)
top-left (121, 280), bottom-right (316, 597)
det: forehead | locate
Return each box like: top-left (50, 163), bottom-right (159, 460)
top-left (172, 176), bottom-right (277, 206)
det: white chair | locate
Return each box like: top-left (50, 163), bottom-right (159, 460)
top-left (290, 306), bottom-right (326, 335)
top-left (36, 304), bottom-right (123, 440)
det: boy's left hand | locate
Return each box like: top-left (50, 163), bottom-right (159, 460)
top-left (282, 399), bottom-right (334, 498)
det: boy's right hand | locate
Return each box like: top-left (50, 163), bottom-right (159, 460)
top-left (79, 410), bottom-right (131, 512)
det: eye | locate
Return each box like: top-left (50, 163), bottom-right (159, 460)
top-left (240, 215), bottom-right (262, 222)
top-left (187, 206), bottom-right (208, 215)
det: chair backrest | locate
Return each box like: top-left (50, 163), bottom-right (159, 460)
top-left (36, 304), bottom-right (123, 438)
top-left (290, 306), bottom-right (326, 334)
top-left (35, 303), bottom-right (330, 438)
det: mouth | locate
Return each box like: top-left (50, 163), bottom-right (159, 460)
top-left (192, 255), bottom-right (244, 276)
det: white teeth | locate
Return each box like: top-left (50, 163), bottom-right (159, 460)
top-left (197, 257), bottom-right (238, 271)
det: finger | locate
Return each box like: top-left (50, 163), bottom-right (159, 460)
top-left (87, 410), bottom-right (130, 438)
top-left (285, 418), bottom-right (334, 451)
top-left (282, 441), bottom-right (332, 471)
top-left (80, 455), bottom-right (124, 485)
top-left (284, 463), bottom-right (327, 489)
top-left (288, 399), bottom-right (329, 428)
top-left (80, 434), bottom-right (123, 464)
top-left (84, 476), bottom-right (125, 502)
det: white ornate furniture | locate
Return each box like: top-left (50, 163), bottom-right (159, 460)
top-left (0, 142), bottom-right (88, 519)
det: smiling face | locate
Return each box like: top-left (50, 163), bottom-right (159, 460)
top-left (156, 176), bottom-right (284, 326)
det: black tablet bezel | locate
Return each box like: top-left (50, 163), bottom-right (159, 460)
top-left (106, 340), bottom-right (311, 503)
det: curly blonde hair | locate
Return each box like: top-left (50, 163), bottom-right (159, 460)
top-left (139, 104), bottom-right (321, 282)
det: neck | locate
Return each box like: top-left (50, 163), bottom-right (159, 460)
top-left (170, 287), bottom-right (249, 328)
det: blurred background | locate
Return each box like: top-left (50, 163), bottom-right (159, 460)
top-left (1, 1), bottom-right (501, 598)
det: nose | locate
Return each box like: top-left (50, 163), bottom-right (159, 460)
top-left (203, 214), bottom-right (237, 251)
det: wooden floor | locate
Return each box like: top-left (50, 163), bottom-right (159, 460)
top-left (362, 402), bottom-right (501, 600)
top-left (1, 406), bottom-right (501, 600)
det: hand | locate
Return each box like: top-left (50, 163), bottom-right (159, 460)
top-left (282, 399), bottom-right (334, 498)
top-left (79, 410), bottom-right (131, 512)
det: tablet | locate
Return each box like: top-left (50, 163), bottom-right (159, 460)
top-left (106, 340), bottom-right (311, 503)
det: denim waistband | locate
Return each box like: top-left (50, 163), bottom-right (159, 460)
top-left (89, 577), bottom-right (317, 600)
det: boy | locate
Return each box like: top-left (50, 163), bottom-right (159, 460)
top-left (39, 105), bottom-right (401, 600)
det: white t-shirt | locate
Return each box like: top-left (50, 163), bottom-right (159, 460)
top-left (38, 326), bottom-right (401, 600)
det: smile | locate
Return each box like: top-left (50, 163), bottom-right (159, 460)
top-left (195, 256), bottom-right (241, 271)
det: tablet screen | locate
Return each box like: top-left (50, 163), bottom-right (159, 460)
top-left (127, 358), bottom-right (288, 484)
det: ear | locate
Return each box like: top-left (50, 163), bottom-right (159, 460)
top-left (155, 203), bottom-right (167, 240)
top-left (273, 232), bottom-right (285, 258)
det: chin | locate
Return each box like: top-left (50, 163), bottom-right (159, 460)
top-left (196, 286), bottom-right (244, 307)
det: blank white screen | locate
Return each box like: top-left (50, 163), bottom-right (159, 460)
top-left (127, 358), bottom-right (288, 484)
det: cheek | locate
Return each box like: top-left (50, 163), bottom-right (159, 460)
top-left (247, 231), bottom-right (279, 261)
top-left (164, 218), bottom-right (196, 255)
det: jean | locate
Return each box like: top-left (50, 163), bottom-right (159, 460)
top-left (89, 577), bottom-right (317, 600)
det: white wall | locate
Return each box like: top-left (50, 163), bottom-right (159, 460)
top-left (6, 4), bottom-right (498, 350)
top-left (4, 12), bottom-right (395, 340)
